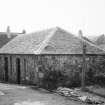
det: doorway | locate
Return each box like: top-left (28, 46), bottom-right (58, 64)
top-left (4, 57), bottom-right (8, 82)
top-left (16, 58), bottom-right (21, 84)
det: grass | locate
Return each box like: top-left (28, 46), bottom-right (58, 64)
top-left (87, 85), bottom-right (105, 98)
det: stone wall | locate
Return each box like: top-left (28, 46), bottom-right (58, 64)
top-left (0, 54), bottom-right (104, 85)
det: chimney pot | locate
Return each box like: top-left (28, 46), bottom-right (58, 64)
top-left (78, 29), bottom-right (83, 38)
top-left (22, 29), bottom-right (26, 34)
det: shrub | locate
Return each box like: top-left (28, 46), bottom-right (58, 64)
top-left (41, 69), bottom-right (82, 90)
top-left (41, 70), bottom-right (67, 90)
top-left (94, 74), bottom-right (105, 86)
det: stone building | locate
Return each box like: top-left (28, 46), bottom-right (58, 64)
top-left (0, 27), bottom-right (104, 85)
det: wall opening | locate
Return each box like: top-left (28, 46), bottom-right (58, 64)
top-left (24, 59), bottom-right (26, 81)
top-left (10, 56), bottom-right (12, 76)
top-left (4, 57), bottom-right (8, 82)
top-left (16, 58), bottom-right (21, 84)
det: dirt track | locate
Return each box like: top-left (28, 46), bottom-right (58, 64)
top-left (0, 83), bottom-right (85, 105)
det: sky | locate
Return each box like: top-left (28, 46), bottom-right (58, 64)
top-left (0, 0), bottom-right (105, 37)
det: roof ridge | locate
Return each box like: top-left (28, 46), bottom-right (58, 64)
top-left (33, 28), bottom-right (58, 54)
top-left (16, 27), bottom-right (58, 37)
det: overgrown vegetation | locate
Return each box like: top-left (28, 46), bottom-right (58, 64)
top-left (85, 56), bottom-right (105, 86)
top-left (41, 70), bottom-right (67, 90)
top-left (40, 68), bottom-right (81, 90)
top-left (39, 56), bottom-right (105, 90)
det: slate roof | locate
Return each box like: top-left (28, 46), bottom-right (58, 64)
top-left (93, 34), bottom-right (105, 51)
top-left (0, 27), bottom-right (104, 54)
top-left (0, 32), bottom-right (19, 48)
top-left (94, 34), bottom-right (105, 45)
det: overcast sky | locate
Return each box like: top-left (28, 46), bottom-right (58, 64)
top-left (0, 0), bottom-right (105, 36)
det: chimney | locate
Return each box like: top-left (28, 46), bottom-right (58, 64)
top-left (78, 29), bottom-right (86, 43)
top-left (22, 29), bottom-right (26, 34)
top-left (6, 26), bottom-right (11, 38)
top-left (78, 29), bottom-right (83, 38)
